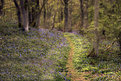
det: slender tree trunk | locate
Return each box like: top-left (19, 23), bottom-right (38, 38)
top-left (13, 0), bottom-right (22, 28)
top-left (20, 0), bottom-right (29, 31)
top-left (79, 0), bottom-right (84, 28)
top-left (64, 0), bottom-right (69, 32)
top-left (51, 13), bottom-right (56, 30)
top-left (88, 0), bottom-right (100, 57)
top-left (30, 0), bottom-right (40, 27)
top-left (58, 7), bottom-right (63, 23)
top-left (0, 0), bottom-right (4, 16)
top-left (36, 14), bottom-right (41, 28)
top-left (43, 5), bottom-right (46, 25)
top-left (68, 0), bottom-right (72, 32)
top-left (61, 8), bottom-right (63, 21)
top-left (94, 0), bottom-right (100, 56)
top-left (83, 0), bottom-right (88, 28)
top-left (119, 32), bottom-right (121, 51)
top-left (31, 0), bottom-right (47, 28)
top-left (36, 0), bottom-right (46, 28)
top-left (28, 1), bottom-right (32, 25)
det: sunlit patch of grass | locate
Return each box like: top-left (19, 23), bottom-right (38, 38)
top-left (65, 32), bottom-right (121, 81)
top-left (0, 25), bottom-right (70, 81)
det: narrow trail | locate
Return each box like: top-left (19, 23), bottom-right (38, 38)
top-left (65, 36), bottom-right (88, 81)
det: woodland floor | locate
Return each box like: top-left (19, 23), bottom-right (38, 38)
top-left (66, 36), bottom-right (85, 81)
top-left (65, 35), bottom-right (89, 81)
top-left (64, 33), bottom-right (121, 81)
top-left (0, 26), bottom-right (121, 81)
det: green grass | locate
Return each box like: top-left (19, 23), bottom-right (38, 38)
top-left (65, 32), bottom-right (121, 81)
top-left (0, 24), bottom-right (70, 81)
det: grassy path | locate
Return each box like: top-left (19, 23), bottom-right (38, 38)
top-left (65, 35), bottom-right (88, 81)
top-left (64, 33), bottom-right (121, 81)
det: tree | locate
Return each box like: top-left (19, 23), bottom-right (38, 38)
top-left (79, 0), bottom-right (88, 28)
top-left (88, 0), bottom-right (100, 57)
top-left (60, 7), bottom-right (63, 22)
top-left (118, 32), bottom-right (121, 51)
top-left (63, 0), bottom-right (69, 32)
top-left (29, 0), bottom-right (40, 27)
top-left (68, 0), bottom-right (73, 32)
top-left (13, 0), bottom-right (22, 28)
top-left (33, 0), bottom-right (48, 28)
top-left (43, 3), bottom-right (46, 25)
top-left (83, 0), bottom-right (88, 28)
top-left (20, 0), bottom-right (29, 31)
top-left (79, 0), bottom-right (84, 28)
top-left (0, 0), bottom-right (4, 16)
top-left (93, 0), bottom-right (100, 56)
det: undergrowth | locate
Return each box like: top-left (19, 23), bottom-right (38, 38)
top-left (0, 24), bottom-right (70, 81)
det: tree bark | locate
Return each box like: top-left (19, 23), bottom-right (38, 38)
top-left (83, 0), bottom-right (88, 28)
top-left (68, 0), bottom-right (72, 32)
top-left (119, 32), bottom-right (121, 51)
top-left (0, 0), bottom-right (4, 16)
top-left (88, 0), bottom-right (100, 57)
top-left (79, 0), bottom-right (84, 28)
top-left (36, 0), bottom-right (47, 28)
top-left (20, 0), bottom-right (29, 31)
top-left (29, 0), bottom-right (40, 27)
top-left (94, 0), bottom-right (100, 56)
top-left (30, 0), bottom-right (47, 28)
top-left (64, 0), bottom-right (69, 32)
top-left (13, 0), bottom-right (22, 28)
top-left (43, 5), bottom-right (46, 25)
top-left (51, 13), bottom-right (56, 30)
top-left (61, 8), bottom-right (63, 21)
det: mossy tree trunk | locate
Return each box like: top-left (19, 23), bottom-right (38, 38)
top-left (88, 0), bottom-right (100, 57)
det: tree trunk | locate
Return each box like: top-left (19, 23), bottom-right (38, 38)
top-left (64, 0), bottom-right (69, 32)
top-left (30, 0), bottom-right (47, 28)
top-left (0, 0), bottom-right (4, 16)
top-left (88, 0), bottom-right (100, 57)
top-left (13, 0), bottom-right (22, 28)
top-left (79, 0), bottom-right (84, 28)
top-left (43, 5), bottom-right (46, 25)
top-left (29, 8), bottom-right (32, 25)
top-left (119, 32), bottom-right (121, 51)
top-left (20, 0), bottom-right (29, 31)
top-left (83, 0), bottom-right (88, 28)
top-left (36, 0), bottom-right (47, 28)
top-left (29, 0), bottom-right (40, 27)
top-left (36, 13), bottom-right (41, 28)
top-left (61, 8), bottom-right (63, 21)
top-left (51, 13), bottom-right (56, 30)
top-left (68, 0), bottom-right (72, 32)
top-left (93, 0), bottom-right (100, 56)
